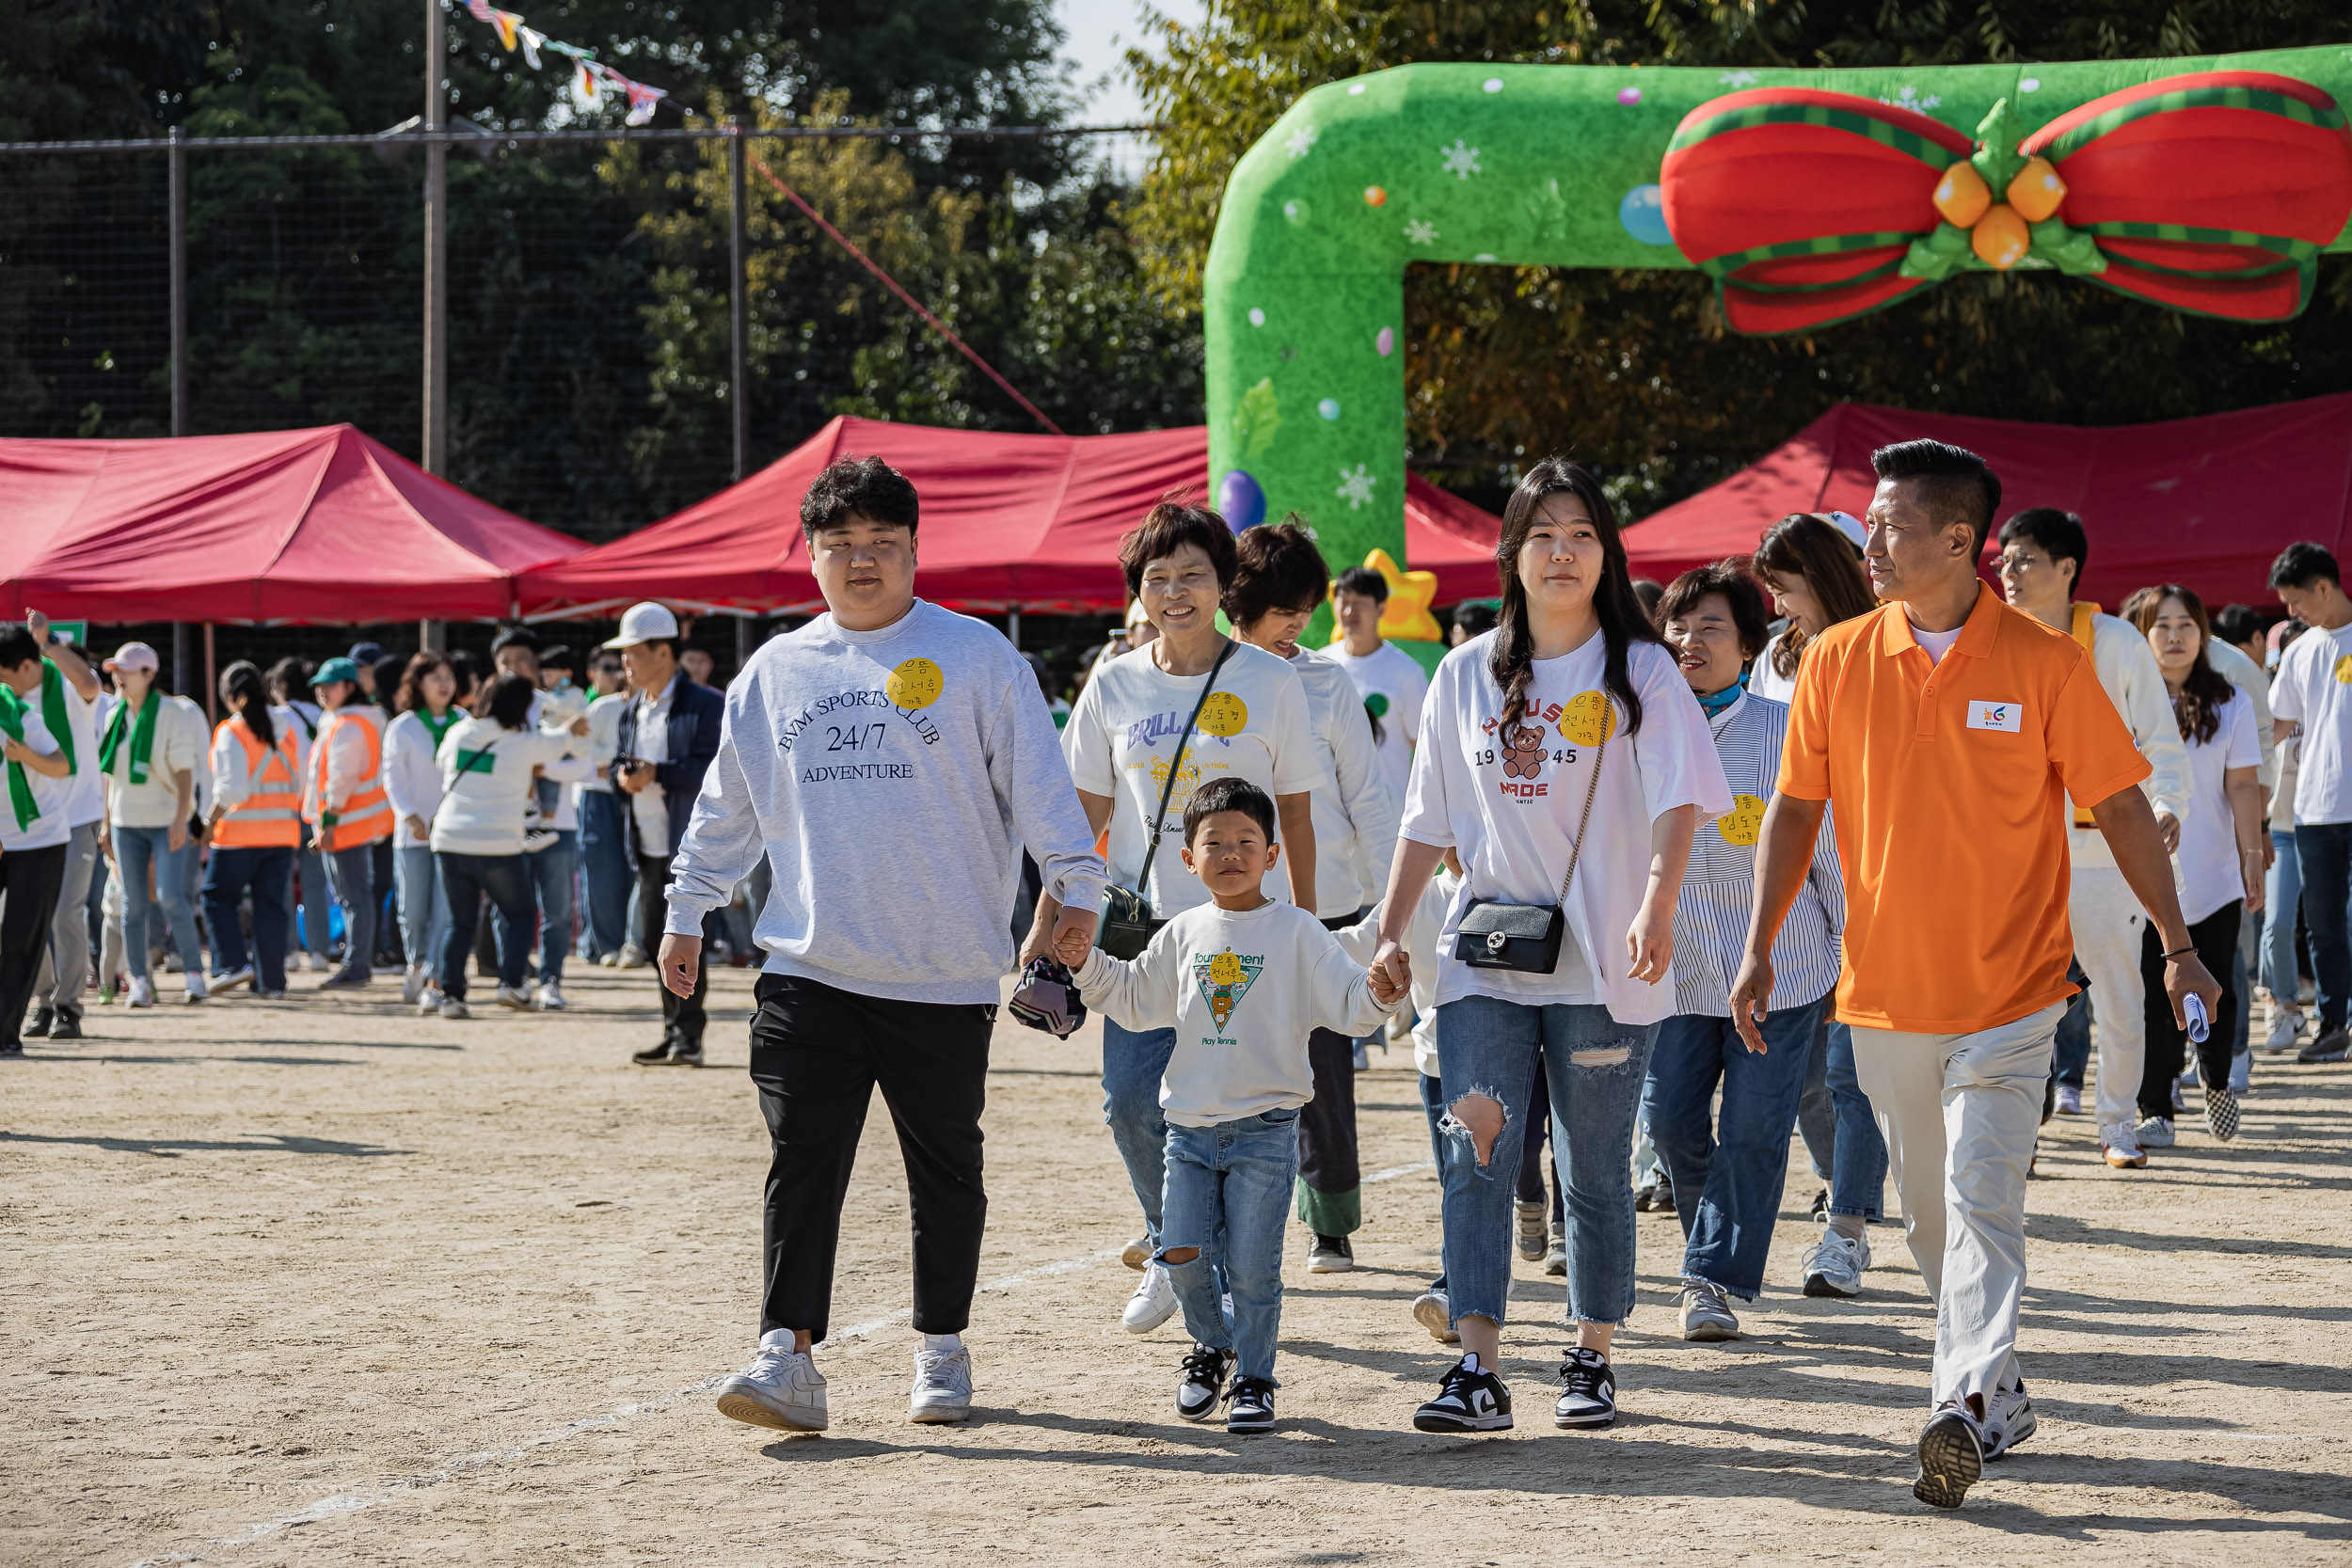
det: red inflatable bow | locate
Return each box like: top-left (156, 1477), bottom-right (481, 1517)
top-left (1660, 71), bottom-right (2352, 336)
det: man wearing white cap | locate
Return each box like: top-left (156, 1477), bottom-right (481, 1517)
top-left (96, 642), bottom-right (213, 1012)
top-left (20, 612), bottom-right (103, 1042)
top-left (606, 602), bottom-right (726, 1065)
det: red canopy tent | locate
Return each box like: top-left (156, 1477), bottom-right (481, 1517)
top-left (516, 418), bottom-right (1502, 618)
top-left (1622, 396), bottom-right (2352, 609)
top-left (0, 425), bottom-right (587, 623)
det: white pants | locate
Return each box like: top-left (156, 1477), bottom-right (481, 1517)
top-left (2068, 858), bottom-right (2146, 1130)
top-left (1852, 1002), bottom-right (2061, 1411)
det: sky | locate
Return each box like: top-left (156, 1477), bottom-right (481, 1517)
top-left (1054, 0), bottom-right (1204, 177)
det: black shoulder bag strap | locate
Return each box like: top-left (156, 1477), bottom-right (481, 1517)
top-left (1097, 639), bottom-right (1238, 958)
top-left (1132, 638), bottom-right (1238, 895)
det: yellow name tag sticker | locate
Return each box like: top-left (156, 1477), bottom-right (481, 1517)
top-left (1559, 689), bottom-right (1616, 746)
top-left (886, 657), bottom-right (944, 709)
top-left (1716, 793), bottom-right (1767, 846)
top-left (1965, 698), bottom-right (2024, 733)
top-left (2334, 654), bottom-right (2352, 684)
top-left (1196, 692), bottom-right (1250, 738)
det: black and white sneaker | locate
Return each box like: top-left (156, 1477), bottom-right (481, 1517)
top-left (1913, 1403), bottom-right (1985, 1507)
top-left (1175, 1344), bottom-right (1234, 1422)
top-left (1553, 1347), bottom-right (1617, 1429)
top-left (1307, 1232), bottom-right (1354, 1273)
top-left (1982, 1380), bottom-right (2037, 1462)
top-left (1412, 1353), bottom-right (1513, 1433)
top-left (2203, 1085), bottom-right (2241, 1143)
top-left (1226, 1375), bottom-right (1276, 1433)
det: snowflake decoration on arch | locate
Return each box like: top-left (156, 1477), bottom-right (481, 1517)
top-left (1718, 70), bottom-right (1761, 87)
top-left (1335, 464), bottom-right (1376, 510)
top-left (1403, 218), bottom-right (1438, 245)
top-left (1438, 139), bottom-right (1482, 180)
top-left (1285, 124), bottom-right (1318, 159)
top-left (1877, 85), bottom-right (1943, 112)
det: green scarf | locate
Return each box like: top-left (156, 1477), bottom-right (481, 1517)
top-left (99, 687), bottom-right (159, 785)
top-left (0, 684), bottom-right (39, 832)
top-left (419, 707), bottom-right (461, 750)
top-left (39, 659), bottom-right (74, 774)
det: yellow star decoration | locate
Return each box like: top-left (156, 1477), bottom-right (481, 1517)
top-left (1331, 546), bottom-right (1442, 644)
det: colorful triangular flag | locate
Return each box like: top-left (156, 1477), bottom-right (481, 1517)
top-left (465, 0), bottom-right (493, 22)
top-left (624, 80), bottom-right (666, 126)
top-left (491, 8), bottom-right (519, 50)
top-left (517, 25), bottom-right (542, 68)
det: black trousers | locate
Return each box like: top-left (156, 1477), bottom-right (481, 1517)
top-left (637, 851), bottom-right (707, 1047)
top-left (1, 842), bottom-right (69, 1044)
top-left (2139, 899), bottom-right (2241, 1121)
top-left (1295, 1026), bottom-right (1362, 1235)
top-left (749, 973), bottom-right (995, 1342)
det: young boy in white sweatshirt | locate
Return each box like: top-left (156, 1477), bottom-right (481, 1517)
top-left (1075, 776), bottom-right (1405, 1433)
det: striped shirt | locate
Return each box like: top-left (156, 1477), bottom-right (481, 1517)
top-left (1671, 689), bottom-right (1844, 1018)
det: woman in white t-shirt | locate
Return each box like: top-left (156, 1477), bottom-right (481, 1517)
top-left (2124, 586), bottom-right (2264, 1145)
top-left (1226, 519), bottom-right (1403, 1274)
top-left (384, 653), bottom-right (462, 1009)
top-left (1747, 512), bottom-right (1875, 704)
top-left (1370, 458), bottom-right (1731, 1435)
top-left (1036, 499), bottom-right (1321, 1335)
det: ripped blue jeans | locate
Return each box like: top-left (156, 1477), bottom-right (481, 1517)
top-left (1433, 995), bottom-right (1655, 1329)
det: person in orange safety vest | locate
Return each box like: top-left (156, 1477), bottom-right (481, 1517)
top-left (301, 656), bottom-right (391, 990)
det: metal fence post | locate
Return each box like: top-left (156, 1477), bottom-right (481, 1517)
top-left (168, 125), bottom-right (186, 436)
top-left (729, 119), bottom-right (750, 484)
top-left (422, 0), bottom-right (449, 475)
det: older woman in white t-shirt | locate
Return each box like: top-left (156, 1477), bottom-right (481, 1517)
top-left (2123, 586), bottom-right (2264, 1146)
top-left (1030, 499), bottom-right (1321, 1337)
top-left (1371, 458), bottom-right (1731, 1436)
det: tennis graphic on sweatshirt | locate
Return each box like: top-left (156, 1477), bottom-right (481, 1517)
top-left (1194, 947), bottom-right (1263, 1030)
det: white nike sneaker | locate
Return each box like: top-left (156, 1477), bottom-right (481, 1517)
top-left (715, 1330), bottom-right (828, 1432)
top-left (909, 1344), bottom-right (973, 1423)
top-left (1982, 1378), bottom-right (2038, 1461)
top-left (1121, 1261), bottom-right (1179, 1335)
top-left (2265, 1007), bottom-right (2305, 1053)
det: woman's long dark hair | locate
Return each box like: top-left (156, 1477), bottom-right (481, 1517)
top-left (1752, 512), bottom-right (1875, 678)
top-left (2122, 584), bottom-right (2235, 746)
top-left (394, 652), bottom-right (453, 716)
top-left (1490, 458), bottom-right (1659, 736)
top-left (219, 660), bottom-right (276, 750)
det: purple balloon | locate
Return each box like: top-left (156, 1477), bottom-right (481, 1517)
top-left (1219, 468), bottom-right (1267, 532)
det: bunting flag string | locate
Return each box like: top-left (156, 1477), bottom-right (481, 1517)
top-left (457, 0), bottom-right (668, 125)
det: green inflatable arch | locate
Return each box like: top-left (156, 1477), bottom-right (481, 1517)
top-left (1203, 45), bottom-right (2352, 605)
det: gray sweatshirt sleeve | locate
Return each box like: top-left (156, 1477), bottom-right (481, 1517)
top-left (1075, 940), bottom-right (1182, 1035)
top-left (987, 658), bottom-right (1108, 911)
top-left (664, 692), bottom-right (764, 936)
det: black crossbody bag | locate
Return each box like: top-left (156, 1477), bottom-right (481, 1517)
top-left (1097, 641), bottom-right (1237, 960)
top-left (1453, 715), bottom-right (1609, 972)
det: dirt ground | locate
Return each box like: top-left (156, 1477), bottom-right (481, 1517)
top-left (4, 964), bottom-right (2348, 1567)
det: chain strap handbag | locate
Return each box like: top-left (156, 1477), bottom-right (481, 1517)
top-left (1453, 710), bottom-right (1609, 973)
top-left (1097, 640), bottom-right (1238, 959)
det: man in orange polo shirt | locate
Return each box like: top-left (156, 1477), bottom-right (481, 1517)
top-left (1730, 439), bottom-right (2218, 1511)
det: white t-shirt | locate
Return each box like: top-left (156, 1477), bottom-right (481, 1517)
top-left (429, 716), bottom-right (575, 856)
top-left (1337, 866), bottom-right (1458, 1078)
top-left (1914, 623), bottom-right (1965, 665)
top-left (51, 671), bottom-right (103, 829)
top-left (1075, 898), bottom-right (1397, 1127)
top-left (0, 705), bottom-right (72, 852)
top-left (1063, 641), bottom-right (1320, 918)
top-left (1749, 628), bottom-right (1802, 704)
top-left (629, 683), bottom-right (673, 854)
top-left (1284, 645), bottom-right (1400, 916)
top-left (2174, 686), bottom-right (2261, 926)
top-left (1399, 631), bottom-right (1734, 1023)
top-left (2270, 619), bottom-right (2352, 826)
top-left (1327, 640), bottom-right (1429, 810)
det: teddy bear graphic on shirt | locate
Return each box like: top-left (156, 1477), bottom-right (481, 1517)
top-left (1192, 947), bottom-right (1264, 1030)
top-left (1500, 722), bottom-right (1547, 780)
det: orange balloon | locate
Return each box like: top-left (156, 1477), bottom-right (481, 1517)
top-left (1932, 161), bottom-right (1992, 229)
top-left (2006, 156), bottom-right (2067, 223)
top-left (1363, 185), bottom-right (1387, 206)
top-left (1971, 203), bottom-right (2030, 269)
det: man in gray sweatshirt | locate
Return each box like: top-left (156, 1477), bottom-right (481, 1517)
top-left (662, 455), bottom-right (1106, 1434)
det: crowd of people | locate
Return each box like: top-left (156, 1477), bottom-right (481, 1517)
top-left (3, 438), bottom-right (2341, 1511)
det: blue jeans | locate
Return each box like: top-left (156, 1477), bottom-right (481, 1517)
top-left (1433, 996), bottom-right (1654, 1328)
top-left (1795, 1011), bottom-right (1836, 1182)
top-left (2264, 828), bottom-right (2301, 1007)
top-left (2296, 819), bottom-right (2352, 1031)
top-left (324, 843), bottom-right (376, 979)
top-left (2052, 990), bottom-right (2092, 1090)
top-left (291, 845), bottom-right (332, 958)
top-left (115, 826), bottom-right (202, 987)
top-left (1160, 1109), bottom-right (1299, 1383)
top-left (394, 844), bottom-right (451, 976)
top-left (435, 851), bottom-right (534, 999)
top-left (577, 790), bottom-right (632, 959)
top-left (1825, 1020), bottom-right (1888, 1220)
top-left (496, 830), bottom-right (576, 983)
top-left (1103, 1018), bottom-right (1180, 1247)
top-left (1645, 997), bottom-right (1827, 1299)
top-left (201, 845), bottom-right (294, 992)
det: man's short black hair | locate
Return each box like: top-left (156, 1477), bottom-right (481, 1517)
top-left (538, 643), bottom-right (575, 672)
top-left (1872, 439), bottom-right (2002, 561)
top-left (1997, 506), bottom-right (2088, 588)
top-left (0, 626), bottom-right (40, 671)
top-left (1453, 601), bottom-right (1498, 639)
top-left (490, 626), bottom-right (539, 657)
top-left (2211, 604), bottom-right (2263, 648)
top-left (802, 455), bottom-right (920, 539)
top-left (1225, 520), bottom-right (1331, 627)
top-left (2269, 541), bottom-right (2340, 593)
top-left (485, 671), bottom-right (538, 729)
top-left (1184, 776), bottom-right (1276, 846)
top-left (1333, 564), bottom-right (1389, 605)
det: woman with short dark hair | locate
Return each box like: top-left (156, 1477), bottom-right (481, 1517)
top-left (385, 652), bottom-right (460, 1008)
top-left (1035, 497), bottom-right (1321, 1338)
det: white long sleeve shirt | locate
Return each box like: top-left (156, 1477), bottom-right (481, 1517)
top-left (664, 598), bottom-right (1108, 1005)
top-left (1285, 645), bottom-right (1400, 916)
top-left (382, 710), bottom-right (455, 846)
top-left (304, 703), bottom-right (385, 816)
top-left (428, 716), bottom-right (574, 855)
top-left (577, 690), bottom-right (627, 797)
top-left (2072, 610), bottom-right (2192, 869)
top-left (1077, 897), bottom-right (1397, 1126)
top-left (102, 693), bottom-right (209, 831)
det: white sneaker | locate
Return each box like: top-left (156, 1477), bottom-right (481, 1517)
top-left (401, 963), bottom-right (429, 1005)
top-left (1120, 1235), bottom-right (1152, 1272)
top-left (1983, 1378), bottom-right (2038, 1462)
top-left (304, 952), bottom-right (329, 974)
top-left (494, 984), bottom-right (534, 1011)
top-left (2054, 1084), bottom-right (2082, 1117)
top-left (1411, 1287), bottom-right (1460, 1344)
top-left (2265, 1008), bottom-right (2306, 1053)
top-left (617, 943), bottom-right (648, 970)
top-left (909, 1344), bottom-right (973, 1423)
top-left (213, 964), bottom-right (257, 993)
top-left (2100, 1120), bottom-right (2148, 1169)
top-left (124, 977), bottom-right (155, 1009)
top-left (1801, 1229), bottom-right (1869, 1298)
top-left (1677, 1280), bottom-right (1740, 1341)
top-left (598, 951), bottom-right (621, 968)
top-left (2135, 1115), bottom-right (2176, 1148)
top-left (182, 976), bottom-right (208, 1004)
top-left (1121, 1262), bottom-right (1179, 1335)
top-left (437, 996), bottom-right (471, 1020)
top-left (716, 1331), bottom-right (828, 1432)
top-left (535, 980), bottom-right (566, 1011)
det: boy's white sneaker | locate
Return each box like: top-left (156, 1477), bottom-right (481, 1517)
top-left (715, 1331), bottom-right (827, 1432)
top-left (535, 980), bottom-right (566, 1011)
top-left (1121, 1262), bottom-right (1179, 1334)
top-left (909, 1345), bottom-right (973, 1423)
